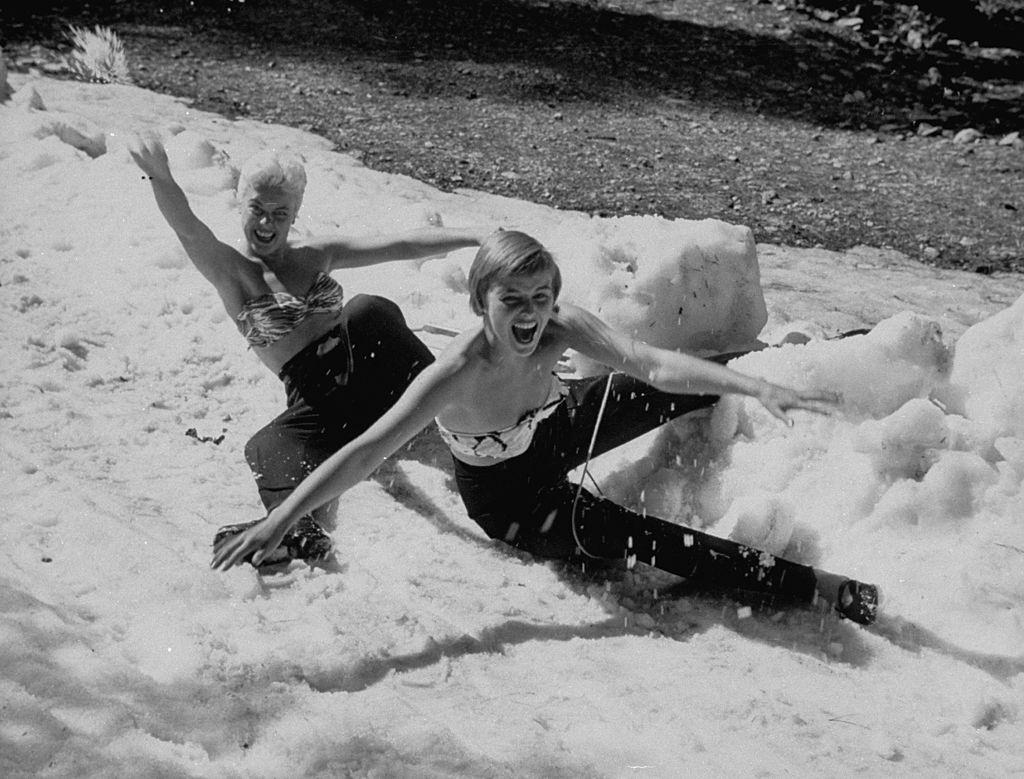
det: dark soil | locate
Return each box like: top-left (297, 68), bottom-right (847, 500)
top-left (3, 0), bottom-right (1023, 272)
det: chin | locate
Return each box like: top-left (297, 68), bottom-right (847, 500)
top-left (510, 339), bottom-right (538, 357)
top-left (249, 239), bottom-right (278, 256)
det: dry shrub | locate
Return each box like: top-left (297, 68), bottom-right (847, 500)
top-left (66, 25), bottom-right (132, 85)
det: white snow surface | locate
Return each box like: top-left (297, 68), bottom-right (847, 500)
top-left (2, 76), bottom-right (1024, 777)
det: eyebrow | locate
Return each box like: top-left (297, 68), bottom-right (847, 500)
top-left (248, 199), bottom-right (290, 210)
top-left (498, 283), bottom-right (552, 295)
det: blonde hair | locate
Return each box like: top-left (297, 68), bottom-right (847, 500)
top-left (467, 230), bottom-right (561, 315)
top-left (237, 150), bottom-right (307, 212)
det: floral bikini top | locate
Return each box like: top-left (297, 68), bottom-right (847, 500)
top-left (236, 272), bottom-right (345, 348)
top-left (436, 377), bottom-right (569, 462)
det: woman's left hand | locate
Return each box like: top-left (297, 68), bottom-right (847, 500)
top-left (756, 383), bottom-right (841, 427)
top-left (211, 514), bottom-right (290, 571)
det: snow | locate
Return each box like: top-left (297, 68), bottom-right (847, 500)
top-left (2, 74), bottom-right (1023, 777)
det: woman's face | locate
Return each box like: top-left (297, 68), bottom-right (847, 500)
top-left (241, 185), bottom-right (298, 258)
top-left (483, 269), bottom-right (557, 357)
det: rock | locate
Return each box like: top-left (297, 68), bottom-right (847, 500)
top-left (953, 128), bottom-right (982, 145)
top-left (997, 131), bottom-right (1021, 148)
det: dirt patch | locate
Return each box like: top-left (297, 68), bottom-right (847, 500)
top-left (3, 0), bottom-right (1022, 272)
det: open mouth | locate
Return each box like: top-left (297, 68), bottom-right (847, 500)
top-left (511, 322), bottom-right (538, 345)
top-left (252, 228), bottom-right (276, 245)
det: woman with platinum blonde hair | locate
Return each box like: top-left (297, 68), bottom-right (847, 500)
top-left (130, 134), bottom-right (489, 566)
top-left (213, 230), bottom-right (878, 625)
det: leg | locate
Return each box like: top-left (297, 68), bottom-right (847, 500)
top-left (560, 373), bottom-right (716, 468)
top-left (559, 351), bottom-right (748, 469)
top-left (454, 458), bottom-right (877, 623)
top-left (244, 400), bottom-right (339, 522)
top-left (565, 485), bottom-right (877, 624)
top-left (340, 293), bottom-right (434, 421)
top-left (258, 293), bottom-right (435, 512)
top-left (226, 295), bottom-right (434, 566)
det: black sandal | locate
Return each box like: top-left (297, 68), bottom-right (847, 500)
top-left (834, 579), bottom-right (880, 625)
top-left (213, 515), bottom-right (334, 568)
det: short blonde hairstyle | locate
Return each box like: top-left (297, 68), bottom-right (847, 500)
top-left (467, 230), bottom-right (562, 316)
top-left (237, 150), bottom-right (307, 213)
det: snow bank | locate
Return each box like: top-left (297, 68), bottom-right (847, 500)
top-left (593, 301), bottom-right (1024, 656)
top-left (3, 73), bottom-right (1024, 777)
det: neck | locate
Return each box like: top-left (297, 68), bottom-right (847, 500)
top-left (251, 245), bottom-right (290, 268)
top-left (481, 322), bottom-right (534, 369)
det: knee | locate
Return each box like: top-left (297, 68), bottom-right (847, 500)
top-left (244, 420), bottom-right (295, 471)
top-left (345, 294), bottom-right (432, 371)
top-left (244, 425), bottom-right (272, 468)
top-left (344, 294), bottom-right (406, 334)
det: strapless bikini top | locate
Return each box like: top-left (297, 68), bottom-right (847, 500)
top-left (236, 272), bottom-right (344, 348)
top-left (436, 377), bottom-right (568, 462)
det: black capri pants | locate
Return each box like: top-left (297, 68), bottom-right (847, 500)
top-left (244, 294), bottom-right (434, 518)
top-left (453, 361), bottom-right (821, 605)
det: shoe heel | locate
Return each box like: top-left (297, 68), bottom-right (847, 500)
top-left (836, 579), bottom-right (880, 625)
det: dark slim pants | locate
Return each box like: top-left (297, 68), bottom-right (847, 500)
top-left (244, 294), bottom-right (433, 521)
top-left (453, 361), bottom-right (820, 605)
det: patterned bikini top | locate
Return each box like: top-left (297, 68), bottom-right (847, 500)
top-left (436, 377), bottom-right (569, 462)
top-left (236, 272), bottom-right (345, 348)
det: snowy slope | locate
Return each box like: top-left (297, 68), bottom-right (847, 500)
top-left (2, 75), bottom-right (1023, 777)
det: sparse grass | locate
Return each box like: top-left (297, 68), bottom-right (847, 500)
top-left (2, 1), bottom-right (1021, 271)
top-left (66, 24), bottom-right (132, 85)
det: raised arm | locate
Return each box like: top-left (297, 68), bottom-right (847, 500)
top-left (318, 226), bottom-right (490, 270)
top-left (557, 303), bottom-right (839, 425)
top-left (129, 135), bottom-right (246, 290)
top-left (210, 354), bottom-right (467, 570)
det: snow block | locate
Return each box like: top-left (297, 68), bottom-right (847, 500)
top-left (939, 291), bottom-right (1024, 444)
top-left (1, 89), bottom-right (106, 158)
top-left (548, 216), bottom-right (766, 376)
top-left (164, 129), bottom-right (238, 196)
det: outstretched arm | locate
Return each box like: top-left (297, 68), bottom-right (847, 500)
top-left (319, 226), bottom-right (490, 270)
top-left (129, 135), bottom-right (244, 289)
top-left (210, 356), bottom-right (465, 570)
top-left (557, 303), bottom-right (839, 425)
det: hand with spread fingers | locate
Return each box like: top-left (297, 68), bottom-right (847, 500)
top-left (756, 385), bottom-right (842, 427)
top-left (211, 515), bottom-right (289, 571)
top-left (128, 133), bottom-right (174, 181)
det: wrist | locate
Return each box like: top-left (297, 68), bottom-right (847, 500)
top-left (265, 507), bottom-right (291, 533)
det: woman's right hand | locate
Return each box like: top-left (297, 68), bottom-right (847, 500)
top-left (755, 382), bottom-right (841, 427)
top-left (211, 512), bottom-right (293, 571)
top-left (128, 134), bottom-right (173, 181)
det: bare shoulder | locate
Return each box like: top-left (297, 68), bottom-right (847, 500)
top-left (550, 301), bottom-right (593, 327)
top-left (547, 302), bottom-right (606, 344)
top-left (398, 327), bottom-right (483, 416)
top-left (302, 233), bottom-right (375, 271)
top-left (434, 325), bottom-right (486, 375)
top-left (287, 243), bottom-right (335, 274)
top-left (192, 241), bottom-right (267, 309)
